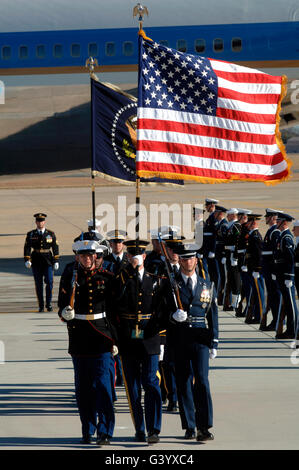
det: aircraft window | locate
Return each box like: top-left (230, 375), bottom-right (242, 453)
top-left (159, 40), bottom-right (169, 47)
top-left (232, 38), bottom-right (242, 52)
top-left (123, 41), bottom-right (134, 56)
top-left (54, 44), bottom-right (63, 58)
top-left (1, 46), bottom-right (11, 60)
top-left (88, 43), bottom-right (98, 57)
top-left (36, 45), bottom-right (46, 59)
top-left (19, 46), bottom-right (28, 59)
top-left (105, 42), bottom-right (116, 57)
top-left (177, 39), bottom-right (187, 52)
top-left (213, 38), bottom-right (224, 52)
top-left (71, 44), bottom-right (81, 58)
top-left (194, 39), bottom-right (205, 53)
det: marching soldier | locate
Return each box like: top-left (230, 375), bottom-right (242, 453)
top-left (243, 214), bottom-right (265, 324)
top-left (223, 208), bottom-right (241, 311)
top-left (144, 229), bottom-right (165, 275)
top-left (58, 240), bottom-right (116, 446)
top-left (260, 209), bottom-right (282, 331)
top-left (24, 213), bottom-right (59, 312)
top-left (103, 229), bottom-right (128, 274)
top-left (110, 239), bottom-right (164, 444)
top-left (158, 242), bottom-right (218, 442)
top-left (274, 213), bottom-right (299, 340)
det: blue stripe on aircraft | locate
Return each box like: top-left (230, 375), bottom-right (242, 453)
top-left (0, 22), bottom-right (298, 69)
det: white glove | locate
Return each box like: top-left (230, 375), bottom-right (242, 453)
top-left (112, 345), bottom-right (119, 356)
top-left (25, 260), bottom-right (32, 269)
top-left (172, 309), bottom-right (188, 322)
top-left (209, 348), bottom-right (217, 359)
top-left (208, 252), bottom-right (215, 259)
top-left (54, 262), bottom-right (59, 271)
top-left (221, 257), bottom-right (226, 265)
top-left (241, 265), bottom-right (248, 272)
top-left (231, 257), bottom-right (238, 267)
top-left (159, 344), bottom-right (165, 361)
top-left (271, 274), bottom-right (277, 280)
top-left (61, 305), bottom-right (75, 321)
top-left (252, 271), bottom-right (260, 279)
top-left (285, 280), bottom-right (293, 288)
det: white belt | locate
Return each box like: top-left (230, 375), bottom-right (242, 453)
top-left (203, 232), bottom-right (213, 236)
top-left (237, 249), bottom-right (246, 253)
top-left (295, 263), bottom-right (299, 267)
top-left (225, 245), bottom-right (235, 250)
top-left (262, 250), bottom-right (273, 255)
top-left (75, 312), bottom-right (106, 321)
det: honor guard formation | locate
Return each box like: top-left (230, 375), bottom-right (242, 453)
top-left (23, 204), bottom-right (299, 446)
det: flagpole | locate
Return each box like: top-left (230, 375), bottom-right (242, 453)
top-left (86, 56), bottom-right (99, 230)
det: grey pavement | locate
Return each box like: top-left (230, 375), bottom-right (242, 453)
top-left (0, 180), bottom-right (299, 451)
top-left (0, 267), bottom-right (299, 451)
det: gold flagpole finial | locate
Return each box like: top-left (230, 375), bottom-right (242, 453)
top-left (85, 56), bottom-right (99, 75)
top-left (133, 3), bottom-right (149, 30)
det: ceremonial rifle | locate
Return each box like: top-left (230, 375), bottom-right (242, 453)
top-left (158, 232), bottom-right (183, 310)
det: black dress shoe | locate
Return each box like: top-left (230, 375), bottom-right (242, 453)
top-left (276, 331), bottom-right (294, 339)
top-left (184, 428), bottom-right (195, 439)
top-left (235, 311), bottom-right (245, 317)
top-left (80, 435), bottom-right (93, 444)
top-left (147, 431), bottom-right (160, 444)
top-left (96, 433), bottom-right (111, 446)
top-left (167, 401), bottom-right (178, 412)
top-left (38, 306), bottom-right (44, 312)
top-left (262, 322), bottom-right (276, 331)
top-left (196, 429), bottom-right (214, 441)
top-left (135, 431), bottom-right (146, 442)
top-left (46, 305), bottom-right (53, 312)
top-left (245, 318), bottom-right (260, 324)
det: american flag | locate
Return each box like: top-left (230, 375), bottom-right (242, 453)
top-left (136, 36), bottom-right (290, 184)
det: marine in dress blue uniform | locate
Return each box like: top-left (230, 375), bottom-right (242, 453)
top-left (110, 240), bottom-right (164, 444)
top-left (273, 213), bottom-right (299, 339)
top-left (24, 213), bottom-right (59, 312)
top-left (58, 240), bottom-right (116, 446)
top-left (159, 242), bottom-right (218, 442)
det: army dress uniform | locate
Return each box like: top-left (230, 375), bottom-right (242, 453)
top-left (24, 213), bottom-right (59, 311)
top-left (260, 210), bottom-right (283, 330)
top-left (58, 240), bottom-right (116, 445)
top-left (159, 243), bottom-right (218, 441)
top-left (223, 210), bottom-right (242, 310)
top-left (273, 213), bottom-right (299, 339)
top-left (214, 207), bottom-right (229, 301)
top-left (243, 215), bottom-right (265, 324)
top-left (110, 240), bottom-right (163, 443)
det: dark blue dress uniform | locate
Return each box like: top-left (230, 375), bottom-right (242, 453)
top-left (58, 241), bottom-right (116, 444)
top-left (110, 240), bottom-right (163, 443)
top-left (24, 213), bottom-right (59, 311)
top-left (214, 208), bottom-right (229, 300)
top-left (260, 210), bottom-right (282, 330)
top-left (234, 217), bottom-right (251, 316)
top-left (202, 211), bottom-right (218, 284)
top-left (159, 244), bottom-right (218, 440)
top-left (273, 213), bottom-right (299, 339)
top-left (223, 216), bottom-right (242, 310)
top-left (243, 217), bottom-right (265, 324)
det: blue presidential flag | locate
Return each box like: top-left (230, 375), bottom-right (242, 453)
top-left (91, 78), bottom-right (183, 185)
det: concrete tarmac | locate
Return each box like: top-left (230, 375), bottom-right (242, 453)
top-left (0, 174), bottom-right (299, 451)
